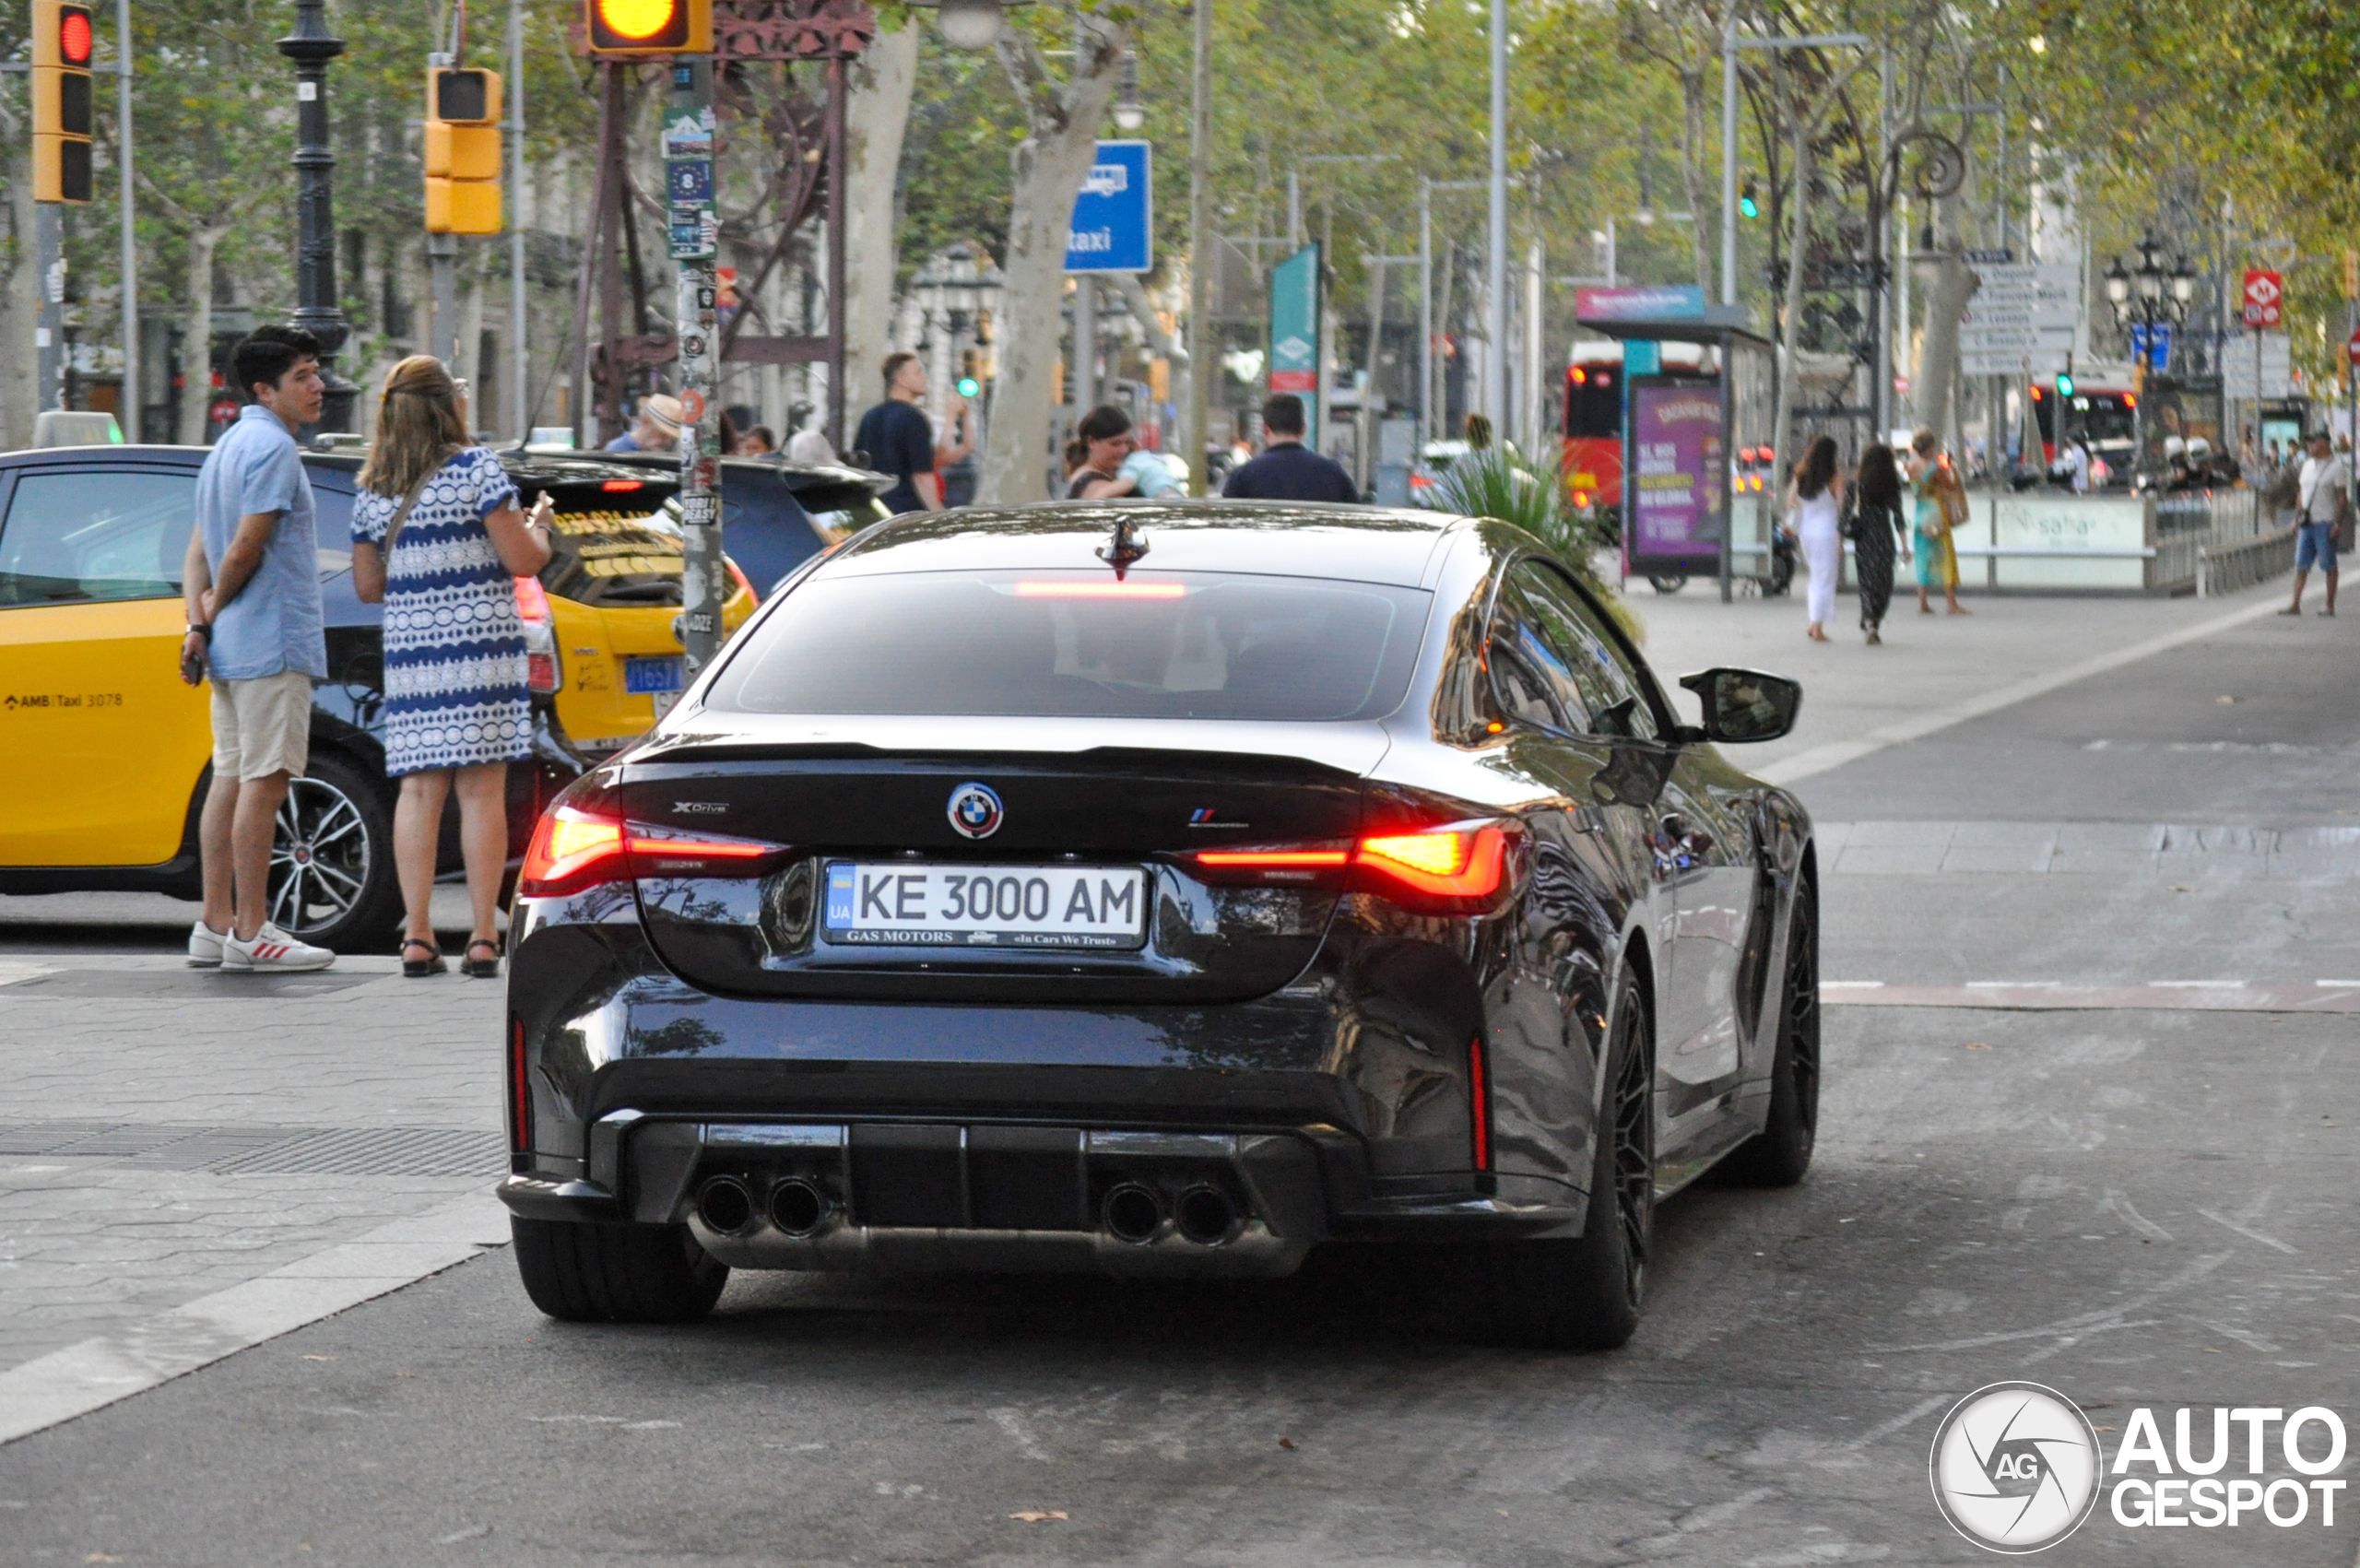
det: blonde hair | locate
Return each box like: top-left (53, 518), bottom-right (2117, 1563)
top-left (358, 356), bottom-right (468, 498)
top-left (1910, 426), bottom-right (1939, 456)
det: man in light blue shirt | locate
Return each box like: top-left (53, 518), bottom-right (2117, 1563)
top-left (178, 326), bottom-right (335, 973)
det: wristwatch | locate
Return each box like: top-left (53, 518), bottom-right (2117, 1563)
top-left (185, 622), bottom-right (211, 642)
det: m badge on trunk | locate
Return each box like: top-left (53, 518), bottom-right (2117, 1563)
top-left (948, 782), bottom-right (1004, 840)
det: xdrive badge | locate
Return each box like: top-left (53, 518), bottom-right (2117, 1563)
top-left (947, 782), bottom-right (1004, 840)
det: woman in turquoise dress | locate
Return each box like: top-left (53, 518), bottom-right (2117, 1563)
top-left (1906, 427), bottom-right (1968, 615)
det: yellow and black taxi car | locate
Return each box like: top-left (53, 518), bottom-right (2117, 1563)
top-left (0, 443), bottom-right (773, 949)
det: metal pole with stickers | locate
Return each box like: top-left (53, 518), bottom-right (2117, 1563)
top-left (665, 55), bottom-right (726, 678)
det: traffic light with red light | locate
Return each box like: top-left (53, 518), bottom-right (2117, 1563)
top-left (584, 0), bottom-right (712, 54)
top-left (424, 66), bottom-right (503, 235)
top-left (33, 0), bottom-right (97, 205)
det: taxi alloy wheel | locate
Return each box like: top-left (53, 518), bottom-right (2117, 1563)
top-left (265, 756), bottom-right (398, 951)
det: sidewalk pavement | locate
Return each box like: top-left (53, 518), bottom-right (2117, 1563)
top-left (1620, 568), bottom-right (2287, 780)
top-left (0, 955), bottom-right (502, 1385)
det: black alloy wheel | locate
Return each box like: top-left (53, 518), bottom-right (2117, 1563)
top-left (1648, 572), bottom-right (1689, 595)
top-left (265, 753), bottom-right (400, 952)
top-left (1464, 964), bottom-right (1654, 1351)
top-left (1723, 878), bottom-right (1820, 1186)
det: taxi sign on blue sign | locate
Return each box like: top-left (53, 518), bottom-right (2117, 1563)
top-left (1066, 140), bottom-right (1152, 274)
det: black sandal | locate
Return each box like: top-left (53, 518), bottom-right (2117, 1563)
top-left (462, 938), bottom-right (502, 979)
top-left (401, 937), bottom-right (447, 978)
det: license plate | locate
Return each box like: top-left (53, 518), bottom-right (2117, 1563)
top-left (822, 863), bottom-right (1149, 949)
top-left (650, 690), bottom-right (680, 719)
top-left (626, 655), bottom-right (684, 695)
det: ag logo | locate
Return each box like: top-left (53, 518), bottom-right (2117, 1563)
top-left (1929, 1381), bottom-right (2102, 1553)
top-left (946, 781), bottom-right (1003, 840)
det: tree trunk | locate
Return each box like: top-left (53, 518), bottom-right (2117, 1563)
top-left (0, 131), bottom-right (38, 449)
top-left (180, 226), bottom-right (228, 444)
top-left (1674, 65), bottom-right (1715, 295)
top-left (1769, 124), bottom-right (1813, 496)
top-left (977, 24), bottom-right (1127, 504)
top-left (843, 23), bottom-right (919, 415)
top-left (1913, 187), bottom-right (1978, 444)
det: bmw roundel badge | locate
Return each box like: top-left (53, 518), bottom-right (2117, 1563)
top-left (947, 782), bottom-right (1004, 840)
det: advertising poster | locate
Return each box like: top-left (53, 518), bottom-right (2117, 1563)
top-left (1268, 243), bottom-right (1321, 395)
top-left (1628, 382), bottom-right (1725, 560)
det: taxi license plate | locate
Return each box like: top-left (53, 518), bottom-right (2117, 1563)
top-left (626, 655), bottom-right (684, 695)
top-left (822, 863), bottom-right (1149, 949)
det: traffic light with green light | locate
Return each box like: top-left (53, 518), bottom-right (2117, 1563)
top-left (2056, 373), bottom-right (2075, 398)
top-left (1739, 179), bottom-right (1758, 220)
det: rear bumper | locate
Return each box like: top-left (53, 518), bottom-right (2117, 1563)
top-left (499, 1113), bottom-right (1583, 1276)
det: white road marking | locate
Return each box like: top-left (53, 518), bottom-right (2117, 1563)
top-left (0, 1190), bottom-right (506, 1446)
top-left (2103, 1190), bottom-right (2173, 1244)
top-left (1761, 595), bottom-right (2289, 785)
top-left (2193, 1207), bottom-right (2299, 1255)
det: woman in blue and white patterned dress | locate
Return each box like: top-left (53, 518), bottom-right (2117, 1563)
top-left (350, 356), bottom-right (553, 978)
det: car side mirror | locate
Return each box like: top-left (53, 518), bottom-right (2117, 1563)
top-left (1678, 667), bottom-right (1801, 744)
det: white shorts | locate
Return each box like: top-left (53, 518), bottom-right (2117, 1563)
top-left (210, 670), bottom-right (314, 781)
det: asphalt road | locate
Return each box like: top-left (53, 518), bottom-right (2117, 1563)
top-left (3, 589), bottom-right (2354, 1566)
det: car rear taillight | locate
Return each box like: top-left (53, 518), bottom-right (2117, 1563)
top-left (518, 807), bottom-right (789, 897)
top-left (1188, 821), bottom-right (1512, 907)
top-left (514, 575), bottom-right (560, 694)
top-left (1358, 823), bottom-right (1508, 900)
top-left (519, 808), bottom-right (625, 896)
top-left (726, 557), bottom-right (753, 602)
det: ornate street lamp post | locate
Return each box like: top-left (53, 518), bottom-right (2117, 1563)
top-left (278, 0), bottom-right (358, 432)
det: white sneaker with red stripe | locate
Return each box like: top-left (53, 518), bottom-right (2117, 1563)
top-left (220, 921), bottom-right (336, 973)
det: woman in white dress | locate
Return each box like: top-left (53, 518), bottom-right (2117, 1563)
top-left (1788, 435), bottom-right (1845, 643)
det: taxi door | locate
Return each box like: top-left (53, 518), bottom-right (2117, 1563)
top-left (0, 464), bottom-right (211, 867)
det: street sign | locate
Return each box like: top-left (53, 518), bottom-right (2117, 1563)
top-left (1957, 262), bottom-right (2077, 374)
top-left (1065, 140), bottom-right (1152, 274)
top-left (1268, 242), bottom-right (1320, 395)
top-left (2224, 334), bottom-right (2294, 400)
top-left (2348, 325), bottom-right (2360, 365)
top-left (2243, 269), bottom-right (2283, 328)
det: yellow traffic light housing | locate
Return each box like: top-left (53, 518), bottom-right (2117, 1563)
top-left (32, 0), bottom-right (97, 205)
top-left (424, 66), bottom-right (503, 236)
top-left (584, 0), bottom-right (712, 55)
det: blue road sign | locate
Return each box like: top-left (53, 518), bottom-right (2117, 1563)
top-left (1066, 140), bottom-right (1152, 274)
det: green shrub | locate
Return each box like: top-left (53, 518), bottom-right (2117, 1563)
top-left (1427, 445), bottom-right (1641, 641)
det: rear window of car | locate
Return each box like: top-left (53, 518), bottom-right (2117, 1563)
top-left (536, 487), bottom-right (686, 609)
top-left (706, 570), bottom-right (1432, 722)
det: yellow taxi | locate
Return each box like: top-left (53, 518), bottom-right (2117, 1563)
top-left (511, 459), bottom-right (757, 754)
top-left (0, 444), bottom-right (751, 950)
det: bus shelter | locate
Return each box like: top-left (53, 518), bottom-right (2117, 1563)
top-left (1574, 289), bottom-right (1775, 603)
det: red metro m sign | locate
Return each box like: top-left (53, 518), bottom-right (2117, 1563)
top-left (2243, 269), bottom-right (2283, 329)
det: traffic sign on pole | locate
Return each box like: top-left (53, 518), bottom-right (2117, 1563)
top-left (2346, 325), bottom-right (2360, 365)
top-left (2243, 269), bottom-right (2283, 328)
top-left (1065, 141), bottom-right (1153, 275)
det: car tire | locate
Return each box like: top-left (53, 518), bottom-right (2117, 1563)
top-left (510, 1217), bottom-right (728, 1324)
top-left (1648, 572), bottom-right (1688, 595)
top-left (1721, 878), bottom-right (1820, 1187)
top-left (1464, 967), bottom-right (1654, 1351)
top-left (268, 752), bottom-right (401, 953)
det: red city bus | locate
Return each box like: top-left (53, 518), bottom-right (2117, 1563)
top-left (1564, 350), bottom-right (1625, 528)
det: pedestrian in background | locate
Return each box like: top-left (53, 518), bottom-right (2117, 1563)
top-left (2283, 429), bottom-right (2347, 618)
top-left (852, 352), bottom-right (942, 513)
top-left (1847, 442), bottom-right (1910, 645)
top-left (1788, 435), bottom-right (1844, 643)
top-left (1222, 395), bottom-right (1360, 502)
top-left (1907, 428), bottom-right (1969, 616)
top-left (736, 425), bottom-right (777, 456)
top-left (1066, 404), bottom-right (1139, 498)
top-left (602, 394), bottom-right (682, 454)
top-left (348, 357), bottom-right (555, 977)
top-left (935, 391), bottom-right (979, 506)
top-left (179, 326), bottom-right (336, 973)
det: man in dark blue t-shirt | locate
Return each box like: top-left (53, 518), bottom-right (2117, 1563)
top-left (852, 352), bottom-right (942, 514)
top-left (1221, 394), bottom-right (1363, 503)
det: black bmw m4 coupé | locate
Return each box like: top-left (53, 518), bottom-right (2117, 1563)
top-left (501, 501), bottom-right (1819, 1350)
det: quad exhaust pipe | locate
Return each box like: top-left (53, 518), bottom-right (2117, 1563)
top-left (1103, 1183), bottom-right (1238, 1245)
top-left (695, 1174), bottom-right (756, 1235)
top-left (1174, 1185), bottom-right (1238, 1245)
top-left (767, 1177), bottom-right (828, 1238)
